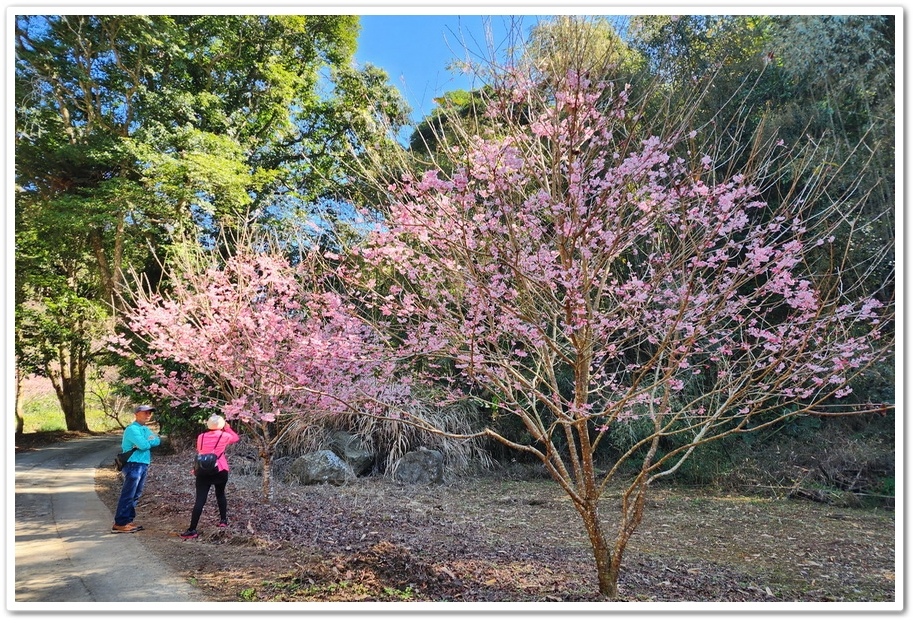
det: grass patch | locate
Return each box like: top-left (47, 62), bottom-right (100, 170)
top-left (19, 375), bottom-right (126, 433)
top-left (20, 399), bottom-right (122, 433)
top-left (20, 392), bottom-right (68, 432)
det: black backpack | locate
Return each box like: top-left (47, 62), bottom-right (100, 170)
top-left (193, 431), bottom-right (224, 476)
top-left (193, 452), bottom-right (220, 476)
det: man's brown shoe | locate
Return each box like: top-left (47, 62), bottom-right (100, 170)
top-left (111, 523), bottom-right (139, 533)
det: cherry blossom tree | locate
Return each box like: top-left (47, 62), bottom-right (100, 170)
top-left (350, 69), bottom-right (893, 599)
top-left (112, 234), bottom-right (410, 499)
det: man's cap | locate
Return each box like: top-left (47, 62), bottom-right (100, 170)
top-left (135, 405), bottom-right (156, 413)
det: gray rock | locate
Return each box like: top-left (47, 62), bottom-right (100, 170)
top-left (289, 450), bottom-right (355, 486)
top-left (394, 447), bottom-right (444, 485)
top-left (329, 431), bottom-right (375, 476)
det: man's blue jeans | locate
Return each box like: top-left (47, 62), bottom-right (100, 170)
top-left (114, 461), bottom-right (149, 526)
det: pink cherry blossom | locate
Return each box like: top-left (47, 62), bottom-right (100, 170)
top-left (346, 67), bottom-right (892, 598)
top-left (112, 245), bottom-right (410, 498)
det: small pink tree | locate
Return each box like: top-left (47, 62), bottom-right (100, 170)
top-left (350, 69), bottom-right (892, 598)
top-left (112, 235), bottom-right (409, 499)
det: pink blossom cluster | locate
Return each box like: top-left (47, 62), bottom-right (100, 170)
top-left (355, 70), bottom-right (886, 427)
top-left (111, 250), bottom-right (410, 424)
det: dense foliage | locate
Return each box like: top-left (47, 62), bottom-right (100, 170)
top-left (14, 14), bottom-right (409, 430)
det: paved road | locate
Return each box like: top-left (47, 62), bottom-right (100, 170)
top-left (11, 434), bottom-right (202, 608)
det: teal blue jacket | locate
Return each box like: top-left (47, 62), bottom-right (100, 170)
top-left (121, 421), bottom-right (161, 464)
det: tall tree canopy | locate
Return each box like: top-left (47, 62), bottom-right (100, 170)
top-left (14, 14), bottom-right (409, 430)
top-left (627, 14), bottom-right (895, 304)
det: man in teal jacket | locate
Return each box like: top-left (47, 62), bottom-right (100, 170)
top-left (112, 405), bottom-right (161, 533)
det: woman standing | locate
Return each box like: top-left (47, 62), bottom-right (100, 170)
top-left (179, 415), bottom-right (240, 539)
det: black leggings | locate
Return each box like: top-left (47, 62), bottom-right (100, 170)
top-left (188, 470), bottom-right (229, 530)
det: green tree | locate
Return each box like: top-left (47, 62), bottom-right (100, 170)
top-left (407, 17), bottom-right (644, 167)
top-left (626, 15), bottom-right (895, 307)
top-left (767, 15), bottom-right (895, 304)
top-left (14, 14), bottom-right (408, 431)
top-left (524, 15), bottom-right (642, 79)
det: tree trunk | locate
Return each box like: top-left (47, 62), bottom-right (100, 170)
top-left (89, 220), bottom-right (126, 313)
top-left (15, 367), bottom-right (25, 434)
top-left (61, 375), bottom-right (89, 432)
top-left (45, 351), bottom-right (90, 433)
top-left (572, 474), bottom-right (651, 601)
top-left (242, 421), bottom-right (275, 501)
top-left (576, 499), bottom-right (622, 600)
top-left (260, 454), bottom-right (273, 500)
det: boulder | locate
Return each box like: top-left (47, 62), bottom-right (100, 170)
top-left (329, 431), bottom-right (375, 476)
top-left (289, 450), bottom-right (355, 486)
top-left (393, 447), bottom-right (444, 485)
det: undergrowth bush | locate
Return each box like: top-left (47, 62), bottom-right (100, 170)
top-left (583, 409), bottom-right (894, 508)
top-left (274, 398), bottom-right (495, 479)
top-left (697, 413), bottom-right (894, 508)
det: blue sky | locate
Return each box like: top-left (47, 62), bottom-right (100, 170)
top-left (355, 14), bottom-right (543, 123)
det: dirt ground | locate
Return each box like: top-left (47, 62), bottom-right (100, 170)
top-left (74, 435), bottom-right (895, 604)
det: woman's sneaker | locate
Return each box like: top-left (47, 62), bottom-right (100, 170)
top-left (218, 521), bottom-right (228, 528)
top-left (179, 529), bottom-right (198, 539)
